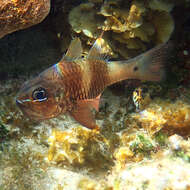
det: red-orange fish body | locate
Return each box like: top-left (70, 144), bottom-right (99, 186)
top-left (16, 37), bottom-right (169, 130)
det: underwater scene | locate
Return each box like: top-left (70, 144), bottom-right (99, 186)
top-left (0, 0), bottom-right (190, 189)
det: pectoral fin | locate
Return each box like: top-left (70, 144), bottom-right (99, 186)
top-left (69, 96), bottom-right (101, 130)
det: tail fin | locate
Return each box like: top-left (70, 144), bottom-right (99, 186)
top-left (108, 42), bottom-right (172, 84)
top-left (134, 42), bottom-right (172, 81)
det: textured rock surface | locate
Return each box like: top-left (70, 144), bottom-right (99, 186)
top-left (0, 0), bottom-right (50, 39)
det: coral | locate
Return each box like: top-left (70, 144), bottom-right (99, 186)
top-left (99, 1), bottom-right (145, 32)
top-left (0, 0), bottom-right (50, 39)
top-left (154, 131), bottom-right (168, 147)
top-left (129, 99), bottom-right (190, 135)
top-left (2, 80), bottom-right (190, 189)
top-left (114, 146), bottom-right (135, 169)
top-left (77, 178), bottom-right (97, 190)
top-left (130, 134), bottom-right (155, 156)
top-left (69, 0), bottom-right (175, 58)
top-left (68, 3), bottom-right (103, 39)
top-left (47, 128), bottom-right (113, 170)
top-left (126, 1), bottom-right (145, 30)
top-left (114, 132), bottom-right (157, 170)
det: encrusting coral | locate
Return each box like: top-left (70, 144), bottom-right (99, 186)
top-left (68, 0), bottom-right (175, 58)
top-left (47, 127), bottom-right (113, 170)
top-left (129, 99), bottom-right (190, 135)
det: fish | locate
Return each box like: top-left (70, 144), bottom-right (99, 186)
top-left (132, 86), bottom-right (151, 111)
top-left (16, 36), bottom-right (169, 130)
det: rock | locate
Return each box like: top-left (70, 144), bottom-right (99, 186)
top-left (0, 0), bottom-right (50, 39)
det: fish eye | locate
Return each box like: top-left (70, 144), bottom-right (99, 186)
top-left (32, 87), bottom-right (47, 101)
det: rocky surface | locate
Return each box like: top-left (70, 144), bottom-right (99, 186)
top-left (0, 0), bottom-right (50, 39)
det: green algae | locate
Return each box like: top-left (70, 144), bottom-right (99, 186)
top-left (174, 150), bottom-right (190, 162)
top-left (130, 134), bottom-right (155, 156)
top-left (154, 131), bottom-right (168, 147)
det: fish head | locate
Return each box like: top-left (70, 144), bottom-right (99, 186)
top-left (16, 67), bottom-right (67, 121)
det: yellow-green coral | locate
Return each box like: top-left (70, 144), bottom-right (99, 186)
top-left (47, 128), bottom-right (113, 169)
top-left (114, 132), bottom-right (156, 170)
top-left (127, 1), bottom-right (145, 30)
top-left (114, 146), bottom-right (134, 170)
top-left (78, 178), bottom-right (97, 190)
top-left (130, 99), bottom-right (190, 135)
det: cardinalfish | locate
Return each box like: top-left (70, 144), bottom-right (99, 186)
top-left (16, 36), bottom-right (169, 130)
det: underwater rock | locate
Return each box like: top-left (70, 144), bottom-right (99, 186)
top-left (0, 0), bottom-right (50, 39)
top-left (110, 157), bottom-right (190, 190)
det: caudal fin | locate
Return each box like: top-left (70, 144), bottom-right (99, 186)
top-left (108, 42), bottom-right (172, 84)
top-left (134, 42), bottom-right (172, 81)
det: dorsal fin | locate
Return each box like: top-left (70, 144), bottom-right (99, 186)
top-left (87, 31), bottom-right (109, 61)
top-left (62, 38), bottom-right (83, 61)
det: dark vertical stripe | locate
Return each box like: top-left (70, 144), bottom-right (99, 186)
top-left (58, 59), bottom-right (110, 101)
top-left (87, 60), bottom-right (110, 99)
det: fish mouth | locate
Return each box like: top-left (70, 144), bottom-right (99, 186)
top-left (16, 99), bottom-right (38, 119)
top-left (16, 99), bottom-right (23, 105)
top-left (16, 99), bottom-right (25, 109)
top-left (16, 99), bottom-right (30, 116)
